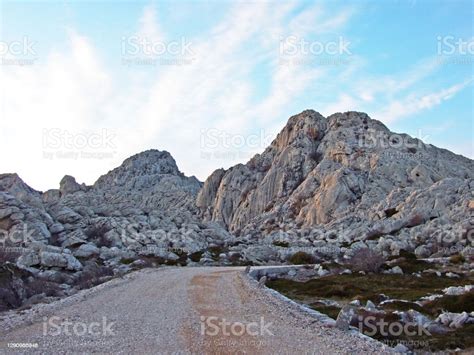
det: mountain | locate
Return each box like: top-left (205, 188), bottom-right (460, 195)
top-left (197, 110), bottom-right (473, 259)
top-left (0, 150), bottom-right (232, 311)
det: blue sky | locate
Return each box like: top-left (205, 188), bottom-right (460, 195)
top-left (0, 0), bottom-right (472, 191)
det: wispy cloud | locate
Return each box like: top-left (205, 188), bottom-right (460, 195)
top-left (373, 79), bottom-right (473, 122)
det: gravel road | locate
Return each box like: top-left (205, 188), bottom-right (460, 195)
top-left (0, 267), bottom-right (393, 354)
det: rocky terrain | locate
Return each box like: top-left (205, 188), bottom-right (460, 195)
top-left (198, 110), bottom-right (473, 264)
top-left (0, 151), bottom-right (234, 312)
top-left (1, 109), bottom-right (473, 317)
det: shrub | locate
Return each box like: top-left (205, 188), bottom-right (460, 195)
top-left (85, 224), bottom-right (113, 248)
top-left (0, 247), bottom-right (20, 264)
top-left (348, 248), bottom-right (385, 273)
top-left (75, 265), bottom-right (114, 290)
top-left (189, 251), bottom-right (203, 263)
top-left (449, 254), bottom-right (465, 264)
top-left (26, 279), bottom-right (61, 298)
top-left (273, 240), bottom-right (289, 248)
top-left (288, 251), bottom-right (316, 265)
top-left (120, 257), bottom-right (136, 265)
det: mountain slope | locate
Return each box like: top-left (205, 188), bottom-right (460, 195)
top-left (197, 110), bottom-right (473, 259)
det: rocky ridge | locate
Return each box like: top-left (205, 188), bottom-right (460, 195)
top-left (198, 110), bottom-right (473, 263)
top-left (0, 150), bottom-right (233, 311)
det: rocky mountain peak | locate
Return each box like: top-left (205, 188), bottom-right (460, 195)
top-left (0, 173), bottom-right (42, 207)
top-left (94, 149), bottom-right (183, 189)
top-left (59, 175), bottom-right (89, 196)
top-left (269, 109), bottom-right (326, 153)
top-left (198, 109), bottom-right (474, 236)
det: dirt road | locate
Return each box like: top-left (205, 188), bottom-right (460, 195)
top-left (0, 267), bottom-right (392, 354)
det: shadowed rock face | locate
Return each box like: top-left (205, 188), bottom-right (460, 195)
top-left (197, 110), bottom-right (473, 243)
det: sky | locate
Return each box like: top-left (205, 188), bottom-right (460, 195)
top-left (0, 0), bottom-right (472, 191)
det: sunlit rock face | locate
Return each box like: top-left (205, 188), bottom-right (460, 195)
top-left (197, 110), bottom-right (473, 260)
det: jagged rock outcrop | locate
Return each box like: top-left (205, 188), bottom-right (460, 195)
top-left (197, 110), bottom-right (474, 261)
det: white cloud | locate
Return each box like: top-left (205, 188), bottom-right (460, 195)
top-left (373, 79), bottom-right (472, 122)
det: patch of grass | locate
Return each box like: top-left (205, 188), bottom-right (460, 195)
top-left (381, 300), bottom-right (426, 313)
top-left (267, 272), bottom-right (474, 353)
top-left (449, 254), bottom-right (465, 264)
top-left (423, 291), bottom-right (474, 315)
top-left (288, 251), bottom-right (316, 265)
top-left (390, 256), bottom-right (430, 274)
top-left (272, 240), bottom-right (289, 248)
top-left (266, 274), bottom-right (472, 303)
top-left (308, 302), bottom-right (341, 319)
top-left (423, 324), bottom-right (474, 352)
top-left (119, 257), bottom-right (136, 265)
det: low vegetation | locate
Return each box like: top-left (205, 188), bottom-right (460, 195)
top-left (267, 271), bottom-right (474, 352)
top-left (288, 251), bottom-right (316, 265)
top-left (347, 248), bottom-right (385, 273)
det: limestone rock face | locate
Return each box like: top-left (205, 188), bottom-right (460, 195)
top-left (0, 149), bottom-right (233, 305)
top-left (60, 175), bottom-right (88, 196)
top-left (197, 110), bottom-right (473, 260)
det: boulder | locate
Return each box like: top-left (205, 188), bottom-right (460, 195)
top-left (73, 243), bottom-right (100, 258)
top-left (335, 305), bottom-right (356, 331)
top-left (39, 252), bottom-right (67, 268)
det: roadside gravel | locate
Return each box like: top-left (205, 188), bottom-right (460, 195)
top-left (0, 267), bottom-right (394, 354)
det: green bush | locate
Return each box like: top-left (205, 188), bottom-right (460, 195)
top-left (288, 251), bottom-right (316, 265)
